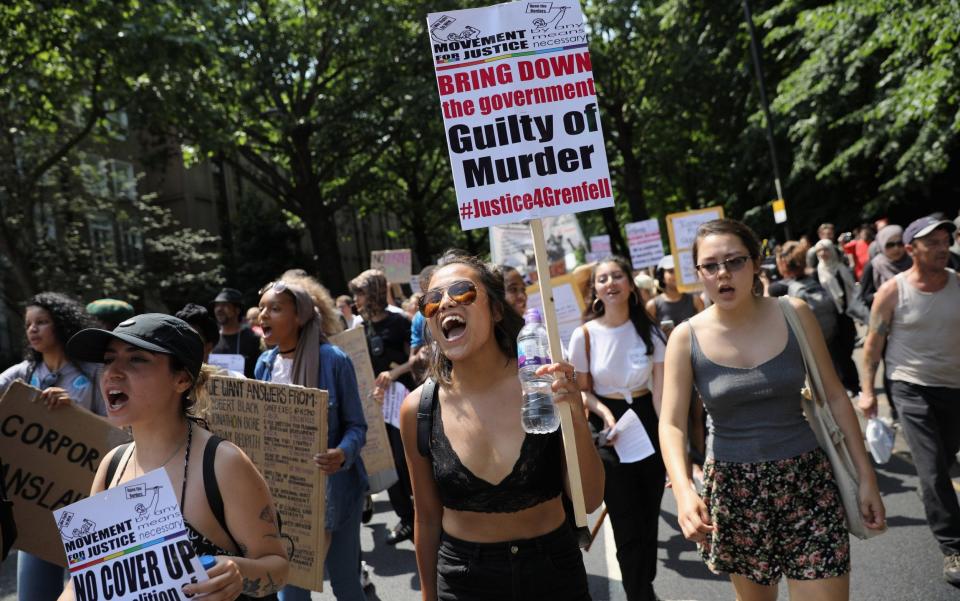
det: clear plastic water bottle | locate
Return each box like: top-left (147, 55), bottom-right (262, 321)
top-left (517, 308), bottom-right (560, 434)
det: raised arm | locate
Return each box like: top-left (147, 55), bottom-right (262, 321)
top-left (400, 387), bottom-right (443, 601)
top-left (858, 279), bottom-right (897, 418)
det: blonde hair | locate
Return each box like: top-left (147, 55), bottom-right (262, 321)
top-left (184, 363), bottom-right (218, 424)
top-left (281, 272), bottom-right (345, 337)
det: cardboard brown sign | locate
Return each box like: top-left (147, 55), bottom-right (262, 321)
top-left (0, 381), bottom-right (130, 566)
top-left (330, 328), bottom-right (398, 493)
top-left (205, 377), bottom-right (328, 592)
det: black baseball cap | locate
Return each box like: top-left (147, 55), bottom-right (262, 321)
top-left (67, 313), bottom-right (204, 380)
top-left (211, 287), bottom-right (243, 305)
top-left (904, 215), bottom-right (957, 245)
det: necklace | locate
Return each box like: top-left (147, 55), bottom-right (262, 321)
top-left (279, 346), bottom-right (297, 354)
top-left (133, 423), bottom-right (191, 477)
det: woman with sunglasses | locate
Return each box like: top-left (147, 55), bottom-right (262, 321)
top-left (566, 255), bottom-right (666, 601)
top-left (400, 253), bottom-right (603, 601)
top-left (60, 313), bottom-right (289, 601)
top-left (659, 219), bottom-right (884, 601)
top-left (859, 224), bottom-right (912, 307)
top-left (0, 292), bottom-right (104, 601)
top-left (254, 280), bottom-right (367, 601)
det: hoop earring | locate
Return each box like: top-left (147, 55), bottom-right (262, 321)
top-left (592, 297), bottom-right (603, 313)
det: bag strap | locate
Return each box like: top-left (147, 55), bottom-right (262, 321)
top-left (581, 325), bottom-right (594, 393)
top-left (778, 297), bottom-right (826, 406)
top-left (104, 443), bottom-right (133, 487)
top-left (417, 378), bottom-right (438, 457)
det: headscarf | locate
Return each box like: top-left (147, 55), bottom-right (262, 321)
top-left (349, 269), bottom-right (388, 320)
top-left (278, 281), bottom-right (321, 390)
top-left (815, 239), bottom-right (858, 314)
top-left (871, 225), bottom-right (912, 288)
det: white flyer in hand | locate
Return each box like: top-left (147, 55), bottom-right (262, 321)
top-left (610, 409), bottom-right (655, 464)
top-left (382, 381), bottom-right (409, 429)
top-left (53, 468), bottom-right (207, 601)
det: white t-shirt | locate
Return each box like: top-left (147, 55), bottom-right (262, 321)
top-left (271, 357), bottom-right (294, 385)
top-left (566, 320), bottom-right (665, 400)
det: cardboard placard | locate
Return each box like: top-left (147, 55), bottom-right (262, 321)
top-left (625, 218), bottom-right (664, 269)
top-left (370, 249), bottom-right (412, 284)
top-left (0, 381), bottom-right (130, 566)
top-left (526, 273), bottom-right (587, 354)
top-left (429, 1), bottom-right (614, 229)
top-left (490, 214), bottom-right (586, 277)
top-left (205, 377), bottom-right (328, 592)
top-left (54, 468), bottom-right (207, 601)
top-left (329, 328), bottom-right (398, 493)
top-left (665, 207), bottom-right (725, 292)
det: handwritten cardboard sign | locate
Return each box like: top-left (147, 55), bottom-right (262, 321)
top-left (0, 381), bottom-right (130, 566)
top-left (370, 249), bottom-right (413, 284)
top-left (54, 468), bottom-right (207, 601)
top-left (205, 377), bottom-right (327, 591)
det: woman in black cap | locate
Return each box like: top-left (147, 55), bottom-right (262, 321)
top-left (61, 314), bottom-right (289, 601)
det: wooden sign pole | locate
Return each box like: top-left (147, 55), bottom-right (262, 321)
top-left (529, 218), bottom-right (590, 546)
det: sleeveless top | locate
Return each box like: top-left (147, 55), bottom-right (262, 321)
top-left (108, 427), bottom-right (279, 601)
top-left (886, 269), bottom-right (960, 388)
top-left (653, 293), bottom-right (697, 325)
top-left (427, 384), bottom-right (563, 513)
top-left (689, 324), bottom-right (819, 463)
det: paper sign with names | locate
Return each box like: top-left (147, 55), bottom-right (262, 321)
top-left (625, 219), bottom-right (664, 269)
top-left (429, 0), bottom-right (614, 230)
top-left (53, 468), bottom-right (207, 601)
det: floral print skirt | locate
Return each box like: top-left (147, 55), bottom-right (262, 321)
top-left (698, 447), bottom-right (850, 585)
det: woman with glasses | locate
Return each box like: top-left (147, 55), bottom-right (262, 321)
top-left (253, 279), bottom-right (367, 601)
top-left (659, 219), bottom-right (885, 601)
top-left (348, 269), bottom-right (417, 546)
top-left (0, 292), bottom-right (103, 601)
top-left (859, 224), bottom-right (912, 307)
top-left (566, 255), bottom-right (666, 601)
top-left (61, 313), bottom-right (289, 601)
top-left (400, 252), bottom-right (603, 601)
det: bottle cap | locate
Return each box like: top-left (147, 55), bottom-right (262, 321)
top-left (200, 555), bottom-right (217, 570)
top-left (523, 308), bottom-right (542, 324)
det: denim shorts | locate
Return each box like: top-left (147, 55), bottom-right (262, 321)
top-left (437, 522), bottom-right (591, 601)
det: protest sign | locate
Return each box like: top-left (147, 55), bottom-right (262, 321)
top-left (205, 377), bottom-right (327, 591)
top-left (526, 273), bottom-right (586, 354)
top-left (429, 1), bottom-right (614, 230)
top-left (489, 214), bottom-right (585, 278)
top-left (54, 468), bottom-right (207, 601)
top-left (207, 353), bottom-right (245, 375)
top-left (625, 218), bottom-right (664, 269)
top-left (329, 328), bottom-right (398, 493)
top-left (382, 382), bottom-right (408, 430)
top-left (666, 207), bottom-right (725, 292)
top-left (0, 381), bottom-right (130, 566)
top-left (370, 249), bottom-right (412, 284)
top-left (586, 234), bottom-right (610, 263)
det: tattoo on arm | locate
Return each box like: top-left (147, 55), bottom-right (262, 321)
top-left (242, 572), bottom-right (280, 596)
top-left (869, 314), bottom-right (890, 336)
top-left (259, 505), bottom-right (277, 526)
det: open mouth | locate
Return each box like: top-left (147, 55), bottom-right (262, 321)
top-left (440, 314), bottom-right (467, 342)
top-left (261, 325), bottom-right (273, 338)
top-left (718, 284), bottom-right (735, 295)
top-left (106, 389), bottom-right (129, 412)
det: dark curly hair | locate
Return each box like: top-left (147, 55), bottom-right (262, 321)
top-left (427, 251), bottom-right (525, 386)
top-left (583, 256), bottom-right (661, 355)
top-left (175, 303), bottom-right (220, 348)
top-left (24, 292), bottom-right (97, 364)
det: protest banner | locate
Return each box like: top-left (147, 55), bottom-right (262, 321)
top-left (489, 214), bottom-right (585, 279)
top-left (430, 1), bottom-right (614, 230)
top-left (54, 468), bottom-right (207, 601)
top-left (370, 249), bottom-right (412, 284)
top-left (429, 0), bottom-right (612, 545)
top-left (0, 381), bottom-right (130, 566)
top-left (207, 353), bottom-right (244, 375)
top-left (205, 377), bottom-right (327, 591)
top-left (666, 206), bottom-right (725, 292)
top-left (586, 234), bottom-right (610, 263)
top-left (526, 274), bottom-right (586, 353)
top-left (329, 328), bottom-right (398, 493)
top-left (625, 218), bottom-right (664, 269)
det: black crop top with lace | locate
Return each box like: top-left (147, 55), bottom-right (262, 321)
top-left (429, 390), bottom-right (564, 513)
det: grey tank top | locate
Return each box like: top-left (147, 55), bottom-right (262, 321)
top-left (653, 294), bottom-right (697, 325)
top-left (689, 324), bottom-right (819, 463)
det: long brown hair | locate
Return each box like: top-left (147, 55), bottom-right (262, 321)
top-left (427, 252), bottom-right (525, 386)
top-left (583, 255), bottom-right (659, 355)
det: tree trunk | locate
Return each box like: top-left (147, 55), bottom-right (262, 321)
top-left (620, 148), bottom-right (648, 222)
top-left (600, 207), bottom-right (629, 261)
top-left (304, 207), bottom-right (349, 296)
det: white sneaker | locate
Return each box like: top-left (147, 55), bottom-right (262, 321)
top-left (360, 561), bottom-right (373, 590)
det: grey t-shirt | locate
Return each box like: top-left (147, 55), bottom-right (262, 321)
top-left (0, 360), bottom-right (106, 416)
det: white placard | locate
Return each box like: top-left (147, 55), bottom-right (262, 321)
top-left (589, 235), bottom-right (610, 254)
top-left (382, 381), bottom-right (408, 429)
top-left (208, 353), bottom-right (245, 374)
top-left (429, 1), bottom-right (613, 230)
top-left (609, 409), bottom-right (655, 464)
top-left (625, 219), bottom-right (664, 269)
top-left (54, 468), bottom-right (207, 601)
top-left (527, 282), bottom-right (583, 355)
top-left (666, 207), bottom-right (725, 292)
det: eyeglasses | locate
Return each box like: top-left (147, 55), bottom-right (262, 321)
top-left (258, 280), bottom-right (287, 295)
top-left (419, 280), bottom-right (478, 318)
top-left (695, 255), bottom-right (751, 277)
top-left (884, 240), bottom-right (904, 249)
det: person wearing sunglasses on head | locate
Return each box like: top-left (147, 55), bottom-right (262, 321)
top-left (399, 252), bottom-right (604, 601)
top-left (0, 293), bottom-right (104, 601)
top-left (859, 224), bottom-right (912, 308)
top-left (60, 314), bottom-right (289, 601)
top-left (566, 255), bottom-right (667, 601)
top-left (659, 219), bottom-right (885, 601)
top-left (254, 280), bottom-right (367, 601)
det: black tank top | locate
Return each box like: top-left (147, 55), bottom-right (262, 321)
top-left (427, 384), bottom-right (563, 513)
top-left (653, 293), bottom-right (697, 325)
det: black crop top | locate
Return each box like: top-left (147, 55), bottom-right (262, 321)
top-left (426, 383), bottom-right (564, 513)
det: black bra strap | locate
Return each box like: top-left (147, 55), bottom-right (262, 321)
top-left (203, 435), bottom-right (242, 553)
top-left (417, 378), bottom-right (438, 457)
top-left (105, 443), bottom-right (133, 487)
